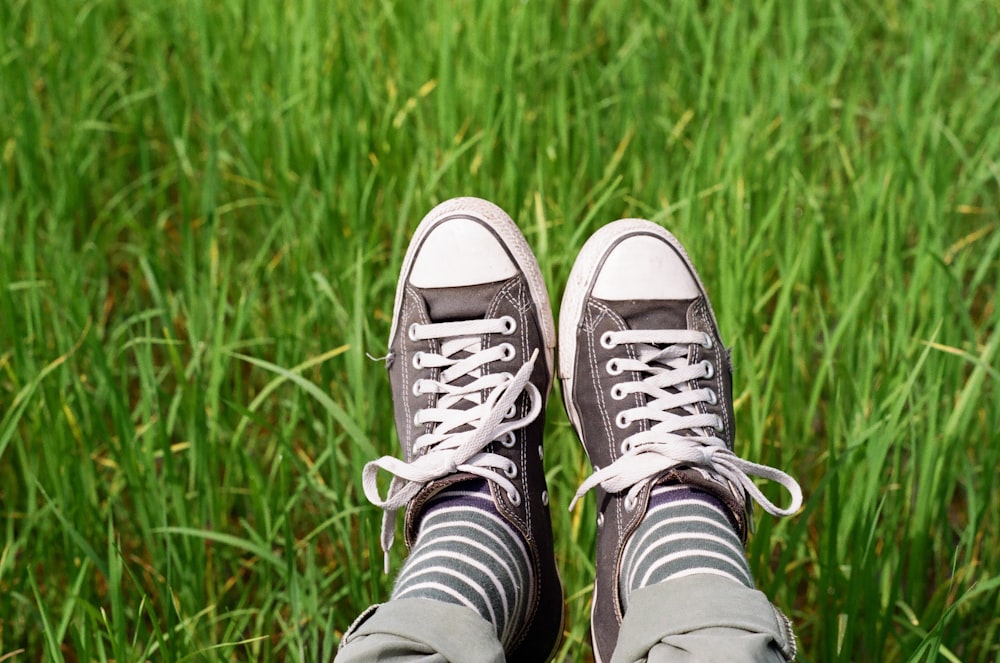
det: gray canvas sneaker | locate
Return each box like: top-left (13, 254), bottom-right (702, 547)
top-left (558, 219), bottom-right (802, 663)
top-left (363, 197), bottom-right (564, 662)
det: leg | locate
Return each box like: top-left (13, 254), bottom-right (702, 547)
top-left (338, 198), bottom-right (564, 662)
top-left (559, 220), bottom-right (802, 662)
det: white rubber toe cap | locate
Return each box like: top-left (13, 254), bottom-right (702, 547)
top-left (409, 217), bottom-right (517, 288)
top-left (591, 234), bottom-right (700, 300)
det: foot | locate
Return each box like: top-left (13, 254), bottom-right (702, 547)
top-left (363, 197), bottom-right (564, 661)
top-left (558, 219), bottom-right (802, 663)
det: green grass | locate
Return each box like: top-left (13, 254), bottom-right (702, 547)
top-left (2, 0), bottom-right (999, 660)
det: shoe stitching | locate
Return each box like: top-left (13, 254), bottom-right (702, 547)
top-left (695, 299), bottom-right (732, 442)
top-left (513, 280), bottom-right (531, 535)
top-left (486, 277), bottom-right (531, 532)
top-left (583, 299), bottom-right (632, 625)
top-left (400, 287), bottom-right (439, 543)
top-left (583, 302), bottom-right (616, 473)
top-left (400, 288), bottom-right (417, 457)
top-left (582, 303), bottom-right (619, 561)
top-left (487, 276), bottom-right (546, 654)
top-left (586, 297), bottom-right (649, 458)
top-left (589, 299), bottom-right (657, 625)
top-left (714, 332), bottom-right (731, 441)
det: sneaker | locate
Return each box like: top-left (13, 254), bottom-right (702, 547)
top-left (363, 197), bottom-right (564, 661)
top-left (558, 219), bottom-right (802, 662)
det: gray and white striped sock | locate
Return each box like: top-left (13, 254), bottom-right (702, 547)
top-left (619, 483), bottom-right (753, 610)
top-left (391, 480), bottom-right (532, 646)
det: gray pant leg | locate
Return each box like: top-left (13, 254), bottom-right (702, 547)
top-left (610, 574), bottom-right (796, 663)
top-left (335, 598), bottom-right (505, 663)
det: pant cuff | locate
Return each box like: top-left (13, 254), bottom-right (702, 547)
top-left (338, 598), bottom-right (505, 663)
top-left (611, 574), bottom-right (796, 662)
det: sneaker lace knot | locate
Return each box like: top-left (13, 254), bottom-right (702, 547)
top-left (569, 328), bottom-right (803, 520)
top-left (363, 317), bottom-right (542, 572)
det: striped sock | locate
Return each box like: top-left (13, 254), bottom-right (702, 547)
top-left (390, 480), bottom-right (532, 646)
top-left (619, 483), bottom-right (754, 611)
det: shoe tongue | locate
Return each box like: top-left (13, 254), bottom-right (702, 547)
top-left (595, 297), bottom-right (696, 331)
top-left (599, 297), bottom-right (703, 435)
top-left (413, 279), bottom-right (512, 426)
top-left (416, 279), bottom-right (511, 322)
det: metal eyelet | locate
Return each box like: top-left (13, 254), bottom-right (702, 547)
top-left (412, 380), bottom-right (423, 397)
top-left (706, 388), bottom-right (718, 405)
top-left (412, 413), bottom-right (422, 426)
top-left (596, 512), bottom-right (605, 527)
top-left (537, 445), bottom-right (543, 459)
top-left (507, 490), bottom-right (522, 506)
top-left (702, 333), bottom-right (713, 349)
top-left (701, 359), bottom-right (715, 379)
top-left (500, 343), bottom-right (516, 361)
top-left (541, 490), bottom-right (549, 506)
top-left (606, 359), bottom-right (623, 376)
top-left (610, 384), bottom-right (626, 400)
top-left (505, 404), bottom-right (517, 419)
top-left (408, 323), bottom-right (421, 341)
top-left (500, 431), bottom-right (517, 448)
top-left (600, 331), bottom-right (616, 349)
top-left (615, 412), bottom-right (630, 429)
top-left (620, 439), bottom-right (633, 454)
top-left (412, 352), bottom-right (424, 369)
top-left (500, 315), bottom-right (517, 335)
top-left (504, 463), bottom-right (518, 479)
top-left (624, 495), bottom-right (637, 512)
top-left (713, 416), bottom-right (724, 432)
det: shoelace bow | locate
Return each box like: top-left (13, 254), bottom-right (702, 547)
top-left (363, 317), bottom-right (542, 572)
top-left (569, 328), bottom-right (803, 520)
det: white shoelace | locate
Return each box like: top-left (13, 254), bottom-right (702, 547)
top-left (364, 317), bottom-right (542, 572)
top-left (569, 329), bottom-right (803, 520)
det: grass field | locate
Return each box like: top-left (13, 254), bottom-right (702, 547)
top-left (2, 0), bottom-right (999, 660)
